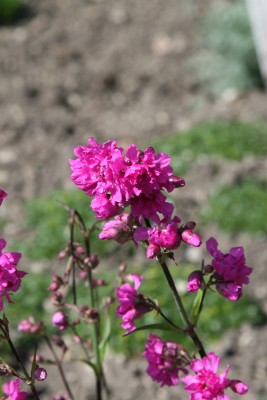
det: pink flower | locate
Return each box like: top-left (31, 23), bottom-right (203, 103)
top-left (187, 270), bottom-right (203, 292)
top-left (2, 378), bottom-right (28, 400)
top-left (182, 352), bottom-right (248, 399)
top-left (52, 311), bottom-right (68, 331)
top-left (206, 238), bottom-right (252, 301)
top-left (0, 239), bottom-right (27, 311)
top-left (99, 213), bottom-right (134, 244)
top-left (116, 274), bottom-right (154, 334)
top-left (0, 189), bottom-right (7, 206)
top-left (18, 317), bottom-right (43, 334)
top-left (134, 217), bottom-right (201, 258)
top-left (143, 334), bottom-right (189, 387)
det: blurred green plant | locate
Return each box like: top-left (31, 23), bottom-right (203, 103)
top-left (201, 179), bottom-right (267, 235)
top-left (152, 120), bottom-right (267, 174)
top-left (0, 272), bottom-right (52, 360)
top-left (14, 189), bottom-right (116, 261)
top-left (191, 0), bottom-right (263, 95)
top-left (0, 0), bottom-right (24, 24)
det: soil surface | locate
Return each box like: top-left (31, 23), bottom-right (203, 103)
top-left (0, 0), bottom-right (267, 399)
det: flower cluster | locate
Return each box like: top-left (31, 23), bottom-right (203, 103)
top-left (187, 238), bottom-right (253, 301)
top-left (206, 237), bottom-right (252, 301)
top-left (0, 238), bottom-right (27, 311)
top-left (143, 334), bottom-right (189, 387)
top-left (70, 138), bottom-right (202, 260)
top-left (70, 137), bottom-right (184, 222)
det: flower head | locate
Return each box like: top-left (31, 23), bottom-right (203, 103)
top-left (116, 274), bottom-right (154, 334)
top-left (2, 378), bottom-right (28, 400)
top-left (183, 352), bottom-right (248, 399)
top-left (206, 238), bottom-right (252, 301)
top-left (144, 334), bottom-right (189, 387)
top-left (0, 239), bottom-right (27, 311)
top-left (70, 138), bottom-right (183, 221)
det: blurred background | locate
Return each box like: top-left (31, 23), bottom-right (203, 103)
top-left (0, 0), bottom-right (267, 399)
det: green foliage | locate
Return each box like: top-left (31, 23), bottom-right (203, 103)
top-left (152, 120), bottom-right (267, 174)
top-left (194, 0), bottom-right (262, 95)
top-left (0, 0), bottom-right (24, 24)
top-left (0, 273), bottom-right (52, 358)
top-left (14, 189), bottom-right (116, 260)
top-left (201, 180), bottom-right (267, 235)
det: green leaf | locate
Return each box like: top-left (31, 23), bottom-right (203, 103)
top-left (191, 289), bottom-right (205, 326)
top-left (123, 323), bottom-right (177, 336)
top-left (99, 311), bottom-right (111, 363)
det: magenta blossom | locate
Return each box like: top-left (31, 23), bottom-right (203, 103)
top-left (206, 238), bottom-right (252, 301)
top-left (0, 189), bottom-right (7, 206)
top-left (0, 239), bottom-right (27, 310)
top-left (134, 217), bottom-right (201, 258)
top-left (2, 378), bottom-right (28, 400)
top-left (52, 311), bottom-right (69, 331)
top-left (116, 274), bottom-right (154, 334)
top-left (182, 352), bottom-right (248, 399)
top-left (70, 138), bottom-right (184, 221)
top-left (144, 334), bottom-right (189, 387)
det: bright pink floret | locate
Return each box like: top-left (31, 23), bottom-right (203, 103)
top-left (116, 274), bottom-right (153, 334)
top-left (2, 378), bottom-right (29, 400)
top-left (144, 334), bottom-right (188, 387)
top-left (0, 239), bottom-right (27, 311)
top-left (206, 238), bottom-right (252, 301)
top-left (183, 352), bottom-right (248, 399)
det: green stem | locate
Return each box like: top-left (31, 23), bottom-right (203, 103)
top-left (157, 254), bottom-right (206, 358)
top-left (87, 270), bottom-right (103, 400)
top-left (44, 335), bottom-right (75, 400)
top-left (0, 325), bottom-right (40, 399)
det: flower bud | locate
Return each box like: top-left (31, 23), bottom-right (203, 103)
top-left (187, 270), bottom-right (203, 292)
top-left (33, 366), bottom-right (47, 381)
top-left (169, 176), bottom-right (185, 188)
top-left (229, 380), bottom-right (249, 394)
top-left (52, 311), bottom-right (68, 331)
